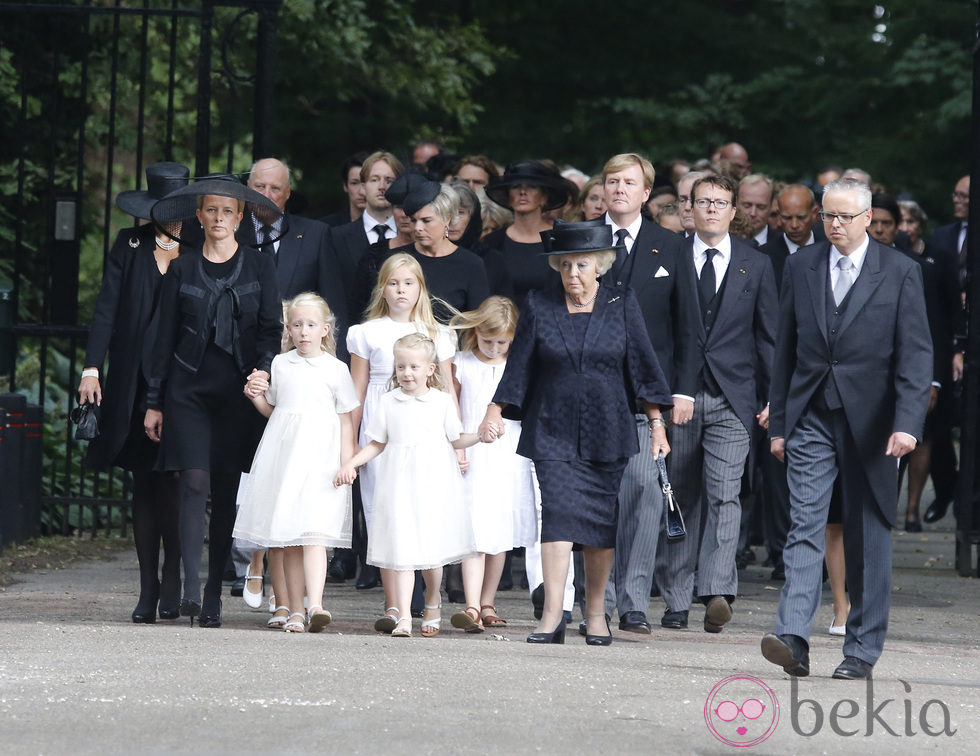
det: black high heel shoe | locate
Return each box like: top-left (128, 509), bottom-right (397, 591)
top-left (527, 617), bottom-right (567, 644)
top-left (180, 599), bottom-right (201, 627)
top-left (198, 595), bottom-right (222, 628)
top-left (131, 596), bottom-right (158, 624)
top-left (158, 575), bottom-right (181, 620)
top-left (585, 615), bottom-right (613, 646)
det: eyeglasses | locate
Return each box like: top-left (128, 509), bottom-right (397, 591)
top-left (714, 699), bottom-right (766, 722)
top-left (952, 192), bottom-right (970, 201)
top-left (693, 198), bottom-right (731, 209)
top-left (819, 209), bottom-right (869, 225)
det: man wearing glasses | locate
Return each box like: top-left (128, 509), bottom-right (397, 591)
top-left (656, 174), bottom-right (777, 634)
top-left (763, 177), bottom-right (932, 680)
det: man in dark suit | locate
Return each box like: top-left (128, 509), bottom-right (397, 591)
top-left (321, 151), bottom-right (368, 228)
top-left (762, 178), bottom-right (932, 680)
top-left (599, 153), bottom-right (696, 634)
top-left (324, 151), bottom-right (405, 321)
top-left (737, 174), bottom-right (775, 247)
top-left (656, 174), bottom-right (778, 633)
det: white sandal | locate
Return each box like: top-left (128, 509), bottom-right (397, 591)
top-left (267, 605), bottom-right (289, 629)
top-left (391, 617), bottom-right (412, 637)
top-left (421, 603), bottom-right (442, 638)
top-left (284, 611), bottom-right (307, 633)
top-left (307, 605), bottom-right (332, 633)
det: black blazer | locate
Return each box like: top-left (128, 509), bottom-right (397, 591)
top-left (605, 216), bottom-right (696, 391)
top-left (83, 225), bottom-right (174, 468)
top-left (326, 218), bottom-right (372, 313)
top-left (928, 221), bottom-right (966, 288)
top-left (675, 234), bottom-right (778, 435)
top-left (492, 283), bottom-right (672, 462)
top-left (147, 247), bottom-right (282, 409)
top-left (902, 245), bottom-right (963, 385)
top-left (769, 238), bottom-right (933, 524)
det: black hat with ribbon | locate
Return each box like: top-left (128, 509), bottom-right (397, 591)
top-left (485, 160), bottom-right (575, 212)
top-left (539, 218), bottom-right (618, 256)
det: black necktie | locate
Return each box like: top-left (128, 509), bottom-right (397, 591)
top-left (260, 223), bottom-right (275, 253)
top-left (372, 224), bottom-right (389, 246)
top-left (611, 229), bottom-right (630, 284)
top-left (699, 248), bottom-right (718, 319)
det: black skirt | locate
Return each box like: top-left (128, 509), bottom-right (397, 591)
top-left (534, 457), bottom-right (628, 549)
top-left (158, 342), bottom-right (255, 473)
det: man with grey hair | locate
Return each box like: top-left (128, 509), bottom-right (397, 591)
top-left (763, 177), bottom-right (932, 680)
top-left (676, 170), bottom-right (710, 237)
top-left (738, 174), bottom-right (775, 246)
top-left (841, 167), bottom-right (872, 185)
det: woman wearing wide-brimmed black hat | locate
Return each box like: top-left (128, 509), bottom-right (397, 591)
top-left (79, 161), bottom-right (190, 624)
top-left (480, 220), bottom-right (672, 646)
top-left (478, 160), bottom-right (574, 305)
top-left (144, 175), bottom-right (284, 628)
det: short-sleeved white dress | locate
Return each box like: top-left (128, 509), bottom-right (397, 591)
top-left (454, 350), bottom-right (537, 554)
top-left (346, 317), bottom-right (455, 527)
top-left (365, 387), bottom-right (476, 570)
top-left (233, 350), bottom-right (360, 548)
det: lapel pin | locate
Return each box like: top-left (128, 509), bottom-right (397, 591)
top-left (607, 296), bottom-right (620, 304)
top-left (296, 234), bottom-right (303, 239)
top-left (128, 237), bottom-right (140, 248)
top-left (739, 268), bottom-right (746, 274)
top-left (651, 248), bottom-right (659, 254)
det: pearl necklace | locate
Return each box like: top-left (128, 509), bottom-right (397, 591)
top-left (566, 289), bottom-right (598, 309)
top-left (156, 235), bottom-right (179, 251)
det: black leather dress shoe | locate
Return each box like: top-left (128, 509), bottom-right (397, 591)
top-left (355, 564), bottom-right (381, 590)
top-left (904, 518), bottom-right (923, 533)
top-left (230, 576), bottom-right (246, 597)
top-left (704, 596), bottom-right (733, 633)
top-left (326, 552), bottom-right (356, 583)
top-left (618, 611), bottom-right (651, 634)
top-left (923, 498), bottom-right (950, 524)
top-left (832, 656), bottom-right (873, 680)
top-left (770, 563), bottom-right (786, 581)
top-left (661, 609), bottom-right (689, 629)
top-left (761, 633), bottom-right (810, 676)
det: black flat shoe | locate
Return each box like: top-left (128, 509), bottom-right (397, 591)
top-left (180, 599), bottom-right (201, 627)
top-left (585, 616), bottom-right (613, 646)
top-left (527, 618), bottom-right (566, 644)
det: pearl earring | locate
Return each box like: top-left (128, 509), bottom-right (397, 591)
top-left (234, 224), bottom-right (239, 231)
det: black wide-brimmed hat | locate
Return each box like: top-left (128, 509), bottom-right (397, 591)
top-left (384, 171), bottom-right (430, 207)
top-left (540, 218), bottom-right (618, 256)
top-left (116, 162), bottom-right (190, 220)
top-left (485, 160), bottom-right (574, 212)
top-left (150, 174), bottom-right (284, 246)
top-left (402, 180), bottom-right (444, 217)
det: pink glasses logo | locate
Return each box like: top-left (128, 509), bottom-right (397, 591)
top-left (705, 675), bottom-right (780, 747)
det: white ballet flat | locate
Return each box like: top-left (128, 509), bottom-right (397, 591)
top-left (242, 574), bottom-right (264, 609)
top-left (829, 621), bottom-right (846, 636)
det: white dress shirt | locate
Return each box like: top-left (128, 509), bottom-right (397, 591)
top-left (361, 210), bottom-right (397, 244)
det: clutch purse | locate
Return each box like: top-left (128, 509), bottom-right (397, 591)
top-left (70, 402), bottom-right (101, 441)
top-left (656, 452), bottom-right (686, 543)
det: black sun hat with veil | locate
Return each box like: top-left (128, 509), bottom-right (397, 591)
top-left (150, 173), bottom-right (286, 247)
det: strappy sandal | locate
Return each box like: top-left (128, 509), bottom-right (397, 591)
top-left (450, 605), bottom-right (484, 634)
top-left (391, 617), bottom-right (412, 637)
top-left (283, 611), bottom-right (307, 633)
top-left (374, 607), bottom-right (399, 633)
top-left (480, 604), bottom-right (507, 627)
top-left (421, 603), bottom-right (443, 638)
top-left (267, 605), bottom-right (290, 629)
top-left (307, 605), bottom-right (332, 633)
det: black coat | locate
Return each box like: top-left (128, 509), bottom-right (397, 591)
top-left (492, 282), bottom-right (672, 462)
top-left (83, 225), bottom-right (175, 469)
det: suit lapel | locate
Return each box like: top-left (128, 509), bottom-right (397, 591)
top-left (708, 238), bottom-right (747, 339)
top-left (680, 236), bottom-right (706, 336)
top-left (806, 244), bottom-right (830, 348)
top-left (836, 240), bottom-right (884, 337)
top-left (551, 288), bottom-right (581, 370)
top-left (581, 286), bottom-right (614, 368)
top-left (275, 217), bottom-right (301, 294)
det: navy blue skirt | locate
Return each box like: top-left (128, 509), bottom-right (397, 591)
top-left (534, 457), bottom-right (628, 548)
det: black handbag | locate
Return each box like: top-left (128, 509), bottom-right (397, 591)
top-left (656, 452), bottom-right (686, 543)
top-left (70, 402), bottom-right (101, 441)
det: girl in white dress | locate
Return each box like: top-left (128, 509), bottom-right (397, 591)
top-left (449, 297), bottom-right (537, 633)
top-left (335, 333), bottom-right (487, 638)
top-left (346, 253), bottom-right (456, 631)
top-left (235, 293), bottom-right (359, 633)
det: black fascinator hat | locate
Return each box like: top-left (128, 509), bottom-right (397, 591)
top-left (539, 218), bottom-right (618, 256)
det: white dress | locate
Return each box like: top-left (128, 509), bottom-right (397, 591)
top-left (233, 350), bottom-right (360, 548)
top-left (346, 317), bottom-right (455, 527)
top-left (454, 350), bottom-right (537, 553)
top-left (365, 388), bottom-right (476, 570)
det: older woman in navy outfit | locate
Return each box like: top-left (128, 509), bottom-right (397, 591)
top-left (481, 219), bottom-right (672, 645)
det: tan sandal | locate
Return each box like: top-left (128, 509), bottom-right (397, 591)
top-left (480, 604), bottom-right (507, 627)
top-left (307, 605), bottom-right (332, 633)
top-left (450, 605), bottom-right (484, 634)
top-left (421, 603), bottom-right (442, 638)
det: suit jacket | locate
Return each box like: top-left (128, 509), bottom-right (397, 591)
top-left (493, 283), bottom-right (672, 462)
top-left (762, 227), bottom-right (827, 293)
top-left (901, 245), bottom-right (962, 385)
top-left (769, 238), bottom-right (933, 524)
top-left (928, 221), bottom-right (966, 286)
top-left (605, 215), bottom-right (696, 392)
top-left (674, 234), bottom-right (778, 435)
top-left (83, 225), bottom-right (177, 468)
top-left (240, 212), bottom-right (350, 361)
top-left (326, 218), bottom-right (372, 310)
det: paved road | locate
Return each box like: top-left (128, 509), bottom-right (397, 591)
top-left (1, 523), bottom-right (978, 754)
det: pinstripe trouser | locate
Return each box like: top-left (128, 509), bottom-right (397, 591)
top-left (656, 391), bottom-right (750, 612)
top-left (777, 404), bottom-right (892, 664)
top-left (604, 417), bottom-right (665, 618)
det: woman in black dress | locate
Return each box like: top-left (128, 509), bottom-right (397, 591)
top-left (79, 162), bottom-right (189, 623)
top-left (145, 177), bottom-right (283, 627)
top-left (480, 220), bottom-right (672, 646)
top-left (478, 161), bottom-right (573, 305)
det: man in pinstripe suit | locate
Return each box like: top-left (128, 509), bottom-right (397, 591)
top-left (762, 178), bottom-right (932, 679)
top-left (655, 174), bottom-right (778, 633)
